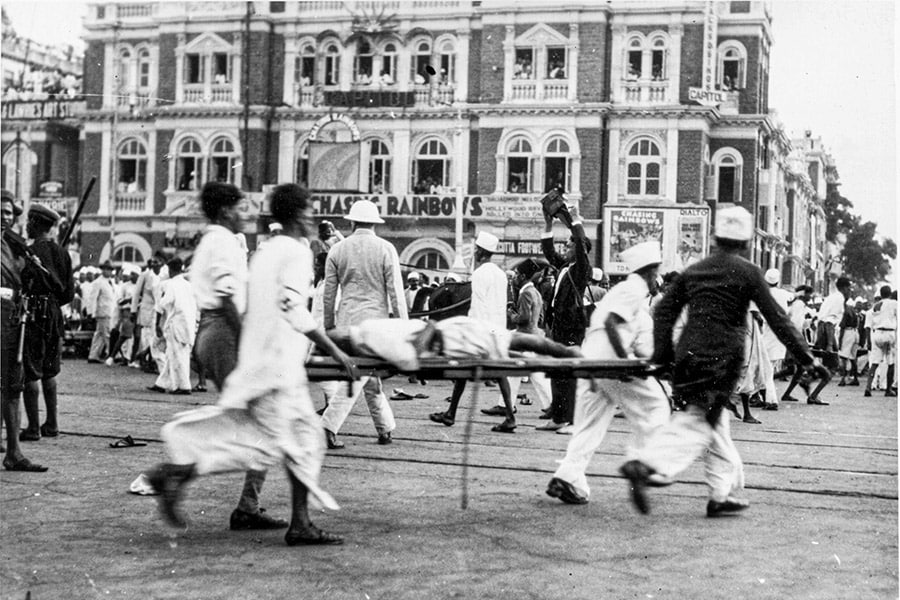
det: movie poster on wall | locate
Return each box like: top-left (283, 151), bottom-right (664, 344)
top-left (675, 210), bottom-right (708, 270)
top-left (308, 142), bottom-right (361, 192)
top-left (608, 208), bottom-right (665, 263)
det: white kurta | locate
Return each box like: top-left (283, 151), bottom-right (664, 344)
top-left (154, 274), bottom-right (198, 391)
top-left (553, 274), bottom-right (671, 498)
top-left (468, 261), bottom-right (508, 333)
top-left (761, 286), bottom-right (793, 361)
top-left (162, 236), bottom-right (337, 511)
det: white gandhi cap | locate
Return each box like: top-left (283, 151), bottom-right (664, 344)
top-left (764, 268), bottom-right (780, 285)
top-left (474, 231), bottom-right (499, 253)
top-left (620, 241), bottom-right (662, 274)
top-left (715, 206), bottom-right (753, 241)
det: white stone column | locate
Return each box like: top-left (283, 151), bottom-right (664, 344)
top-left (174, 34), bottom-right (185, 104)
top-left (568, 24), bottom-right (579, 102)
top-left (146, 132), bottom-right (157, 214)
top-left (502, 25), bottom-right (515, 102)
top-left (668, 23), bottom-right (683, 104)
top-left (609, 23), bottom-right (626, 104)
top-left (455, 30), bottom-right (470, 102)
top-left (393, 127), bottom-right (411, 194)
top-left (98, 123), bottom-right (112, 215)
top-left (149, 44), bottom-right (160, 107)
top-left (231, 34), bottom-right (242, 103)
top-left (103, 42), bottom-right (115, 109)
top-left (284, 38), bottom-right (298, 105)
top-left (607, 127), bottom-right (621, 201)
top-left (278, 128), bottom-right (295, 183)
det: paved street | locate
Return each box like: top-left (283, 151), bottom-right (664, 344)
top-left (1, 360), bottom-right (897, 599)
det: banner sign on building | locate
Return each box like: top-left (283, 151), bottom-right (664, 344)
top-left (603, 205), bottom-right (709, 275)
top-left (305, 193), bottom-right (552, 222)
top-left (38, 181), bottom-right (65, 198)
top-left (688, 87), bottom-right (727, 106)
top-left (308, 143), bottom-right (362, 191)
top-left (1, 100), bottom-right (86, 120)
top-left (701, 1), bottom-right (719, 90)
top-left (323, 90), bottom-right (415, 108)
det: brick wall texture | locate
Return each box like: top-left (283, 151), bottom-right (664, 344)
top-left (677, 130), bottom-right (705, 203)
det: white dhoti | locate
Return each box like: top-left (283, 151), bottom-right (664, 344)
top-left (553, 376), bottom-right (671, 498)
top-left (155, 336), bottom-right (192, 391)
top-left (631, 404), bottom-right (745, 503)
top-left (320, 375), bottom-right (396, 436)
top-left (161, 385), bottom-right (338, 511)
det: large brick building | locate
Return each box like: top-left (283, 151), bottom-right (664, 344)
top-left (2, 0), bottom-right (835, 289)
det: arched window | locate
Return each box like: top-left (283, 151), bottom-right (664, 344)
top-left (713, 149), bottom-right (743, 204)
top-left (112, 243), bottom-right (144, 265)
top-left (354, 39), bottom-right (374, 84)
top-left (411, 138), bottom-right (449, 193)
top-left (414, 251), bottom-right (449, 272)
top-left (625, 138), bottom-right (661, 197)
top-left (412, 40), bottom-right (432, 84)
top-left (324, 43), bottom-right (341, 86)
top-left (296, 43), bottom-right (316, 86)
top-left (138, 48), bottom-right (151, 88)
top-left (1, 144), bottom-right (37, 200)
top-left (717, 42), bottom-right (747, 90)
top-left (544, 137), bottom-right (571, 193)
top-left (626, 37), bottom-right (642, 79)
top-left (506, 137), bottom-right (534, 193)
top-left (438, 40), bottom-right (456, 84)
top-left (368, 139), bottom-right (392, 193)
top-left (650, 37), bottom-right (667, 80)
top-left (209, 137), bottom-right (238, 184)
top-left (117, 138), bottom-right (147, 192)
top-left (176, 138), bottom-right (203, 191)
top-left (295, 141), bottom-right (309, 187)
top-left (380, 42), bottom-right (397, 84)
top-left (116, 48), bottom-right (132, 92)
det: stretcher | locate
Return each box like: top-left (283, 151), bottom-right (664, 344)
top-left (306, 355), bottom-right (652, 382)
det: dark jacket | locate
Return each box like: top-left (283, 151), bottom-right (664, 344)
top-left (541, 223), bottom-right (590, 345)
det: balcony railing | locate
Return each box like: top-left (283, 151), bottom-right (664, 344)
top-left (619, 79), bottom-right (669, 104)
top-left (114, 192), bottom-right (147, 215)
top-left (413, 84), bottom-right (456, 106)
top-left (115, 91), bottom-right (152, 109)
top-left (182, 84), bottom-right (234, 104)
top-left (508, 79), bottom-right (571, 102)
top-left (115, 4), bottom-right (155, 19)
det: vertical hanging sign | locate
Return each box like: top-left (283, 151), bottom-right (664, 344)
top-left (701, 0), bottom-right (718, 90)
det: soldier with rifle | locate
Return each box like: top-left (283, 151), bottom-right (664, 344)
top-left (1, 190), bottom-right (48, 471)
top-left (20, 204), bottom-right (74, 441)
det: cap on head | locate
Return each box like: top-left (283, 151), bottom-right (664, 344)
top-left (445, 273), bottom-right (461, 283)
top-left (591, 267), bottom-right (604, 282)
top-left (714, 206), bottom-right (753, 242)
top-left (28, 203), bottom-right (61, 225)
top-left (345, 200), bottom-right (384, 224)
top-left (268, 222), bottom-right (283, 233)
top-left (1, 189), bottom-right (22, 216)
top-left (515, 258), bottom-right (541, 279)
top-left (100, 260), bottom-right (114, 271)
top-left (764, 268), bottom-right (780, 286)
top-left (619, 241), bottom-right (662, 274)
top-left (474, 231), bottom-right (499, 253)
top-left (407, 271), bottom-right (421, 281)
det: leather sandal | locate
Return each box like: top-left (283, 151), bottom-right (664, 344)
top-left (429, 411), bottom-right (454, 427)
top-left (3, 457), bottom-right (48, 472)
top-left (285, 526), bottom-right (344, 546)
top-left (40, 424), bottom-right (59, 437)
top-left (18, 429), bottom-right (40, 442)
top-left (491, 419), bottom-right (516, 433)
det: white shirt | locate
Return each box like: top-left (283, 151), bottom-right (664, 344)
top-left (870, 297), bottom-right (898, 331)
top-left (817, 290), bottom-right (846, 326)
top-left (468, 261), bottom-right (508, 333)
top-left (155, 274), bottom-right (198, 346)
top-left (131, 269), bottom-right (161, 327)
top-left (218, 236), bottom-right (318, 408)
top-left (90, 276), bottom-right (117, 319)
top-left (788, 297), bottom-right (809, 330)
top-left (583, 273), bottom-right (653, 359)
top-left (191, 224), bottom-right (249, 315)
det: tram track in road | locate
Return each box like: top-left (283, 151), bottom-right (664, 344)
top-left (46, 428), bottom-right (899, 502)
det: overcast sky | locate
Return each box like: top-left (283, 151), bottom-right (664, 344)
top-left (4, 0), bottom-right (897, 241)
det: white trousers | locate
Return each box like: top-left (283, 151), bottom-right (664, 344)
top-left (321, 376), bottom-right (396, 435)
top-left (161, 386), bottom-right (337, 511)
top-left (553, 376), bottom-right (672, 498)
top-left (155, 336), bottom-right (192, 391)
top-left (140, 327), bottom-right (167, 373)
top-left (504, 370), bottom-right (552, 410)
top-left (632, 404), bottom-right (745, 503)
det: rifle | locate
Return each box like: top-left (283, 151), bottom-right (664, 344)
top-left (15, 294), bottom-right (30, 365)
top-left (60, 175), bottom-right (96, 248)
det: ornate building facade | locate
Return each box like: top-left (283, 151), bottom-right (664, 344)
top-left (10, 0), bottom-right (832, 287)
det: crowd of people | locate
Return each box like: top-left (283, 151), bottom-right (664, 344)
top-left (1, 181), bottom-right (896, 545)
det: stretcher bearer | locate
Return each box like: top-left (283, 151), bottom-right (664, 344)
top-left (150, 184), bottom-right (357, 546)
top-left (620, 206), bottom-right (826, 517)
top-left (547, 241), bottom-right (669, 505)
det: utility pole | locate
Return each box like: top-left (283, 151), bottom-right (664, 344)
top-left (109, 22), bottom-right (120, 259)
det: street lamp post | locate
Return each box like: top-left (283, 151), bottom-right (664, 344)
top-left (451, 105), bottom-right (466, 273)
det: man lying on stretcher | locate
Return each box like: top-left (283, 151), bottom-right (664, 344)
top-left (326, 316), bottom-right (583, 371)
